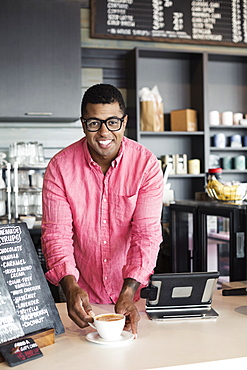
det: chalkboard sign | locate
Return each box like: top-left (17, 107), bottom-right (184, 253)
top-left (91, 0), bottom-right (247, 47)
top-left (0, 223), bottom-right (64, 345)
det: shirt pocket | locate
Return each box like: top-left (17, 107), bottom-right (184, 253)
top-left (115, 194), bottom-right (138, 224)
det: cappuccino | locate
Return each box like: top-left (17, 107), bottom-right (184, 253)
top-left (96, 314), bottom-right (123, 322)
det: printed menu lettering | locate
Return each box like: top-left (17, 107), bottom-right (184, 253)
top-left (92, 0), bottom-right (247, 47)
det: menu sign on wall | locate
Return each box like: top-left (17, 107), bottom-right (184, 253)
top-left (91, 0), bottom-right (247, 47)
top-left (0, 223), bottom-right (64, 344)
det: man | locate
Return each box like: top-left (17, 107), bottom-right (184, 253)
top-left (41, 84), bottom-right (163, 337)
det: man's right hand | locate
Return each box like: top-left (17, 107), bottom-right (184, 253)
top-left (60, 275), bottom-right (95, 328)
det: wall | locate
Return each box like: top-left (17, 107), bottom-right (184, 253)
top-left (1, 1), bottom-right (247, 163)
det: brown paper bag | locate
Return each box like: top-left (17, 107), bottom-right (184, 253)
top-left (140, 100), bottom-right (164, 131)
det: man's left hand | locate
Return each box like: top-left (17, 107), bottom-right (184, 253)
top-left (115, 278), bottom-right (140, 338)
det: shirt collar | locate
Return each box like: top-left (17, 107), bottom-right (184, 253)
top-left (83, 136), bottom-right (126, 169)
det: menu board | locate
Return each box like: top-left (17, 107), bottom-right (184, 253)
top-left (0, 223), bottom-right (64, 344)
top-left (91, 0), bottom-right (247, 47)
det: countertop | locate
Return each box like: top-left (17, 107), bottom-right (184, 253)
top-left (0, 290), bottom-right (247, 370)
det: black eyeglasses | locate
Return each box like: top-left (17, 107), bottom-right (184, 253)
top-left (81, 115), bottom-right (126, 132)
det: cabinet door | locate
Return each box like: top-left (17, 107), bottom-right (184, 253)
top-left (0, 0), bottom-right (81, 121)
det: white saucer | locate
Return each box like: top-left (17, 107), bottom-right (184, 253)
top-left (86, 331), bottom-right (134, 346)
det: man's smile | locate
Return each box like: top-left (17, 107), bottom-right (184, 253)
top-left (98, 139), bottom-right (113, 147)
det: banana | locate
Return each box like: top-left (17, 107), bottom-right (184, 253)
top-left (206, 175), bottom-right (244, 201)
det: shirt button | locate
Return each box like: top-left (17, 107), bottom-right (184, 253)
top-left (103, 220), bottom-right (106, 224)
top-left (104, 276), bottom-right (108, 280)
top-left (103, 198), bottom-right (107, 202)
top-left (103, 259), bottom-right (107, 262)
top-left (103, 241), bottom-right (107, 244)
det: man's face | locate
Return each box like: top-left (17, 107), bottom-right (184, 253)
top-left (81, 102), bottom-right (127, 163)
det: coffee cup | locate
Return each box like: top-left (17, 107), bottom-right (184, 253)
top-left (221, 111), bottom-right (233, 126)
top-left (89, 313), bottom-right (125, 341)
top-left (233, 112), bottom-right (243, 125)
top-left (234, 155), bottom-right (246, 171)
top-left (19, 215), bottom-right (36, 229)
top-left (209, 110), bottom-right (220, 126)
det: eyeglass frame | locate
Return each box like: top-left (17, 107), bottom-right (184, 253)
top-left (81, 115), bottom-right (126, 132)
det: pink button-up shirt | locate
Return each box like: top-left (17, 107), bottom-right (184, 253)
top-left (41, 136), bottom-right (163, 304)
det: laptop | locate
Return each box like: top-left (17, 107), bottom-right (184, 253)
top-left (140, 271), bottom-right (219, 320)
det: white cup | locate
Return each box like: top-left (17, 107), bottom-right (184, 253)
top-left (240, 116), bottom-right (247, 126)
top-left (19, 215), bottom-right (36, 229)
top-left (233, 113), bottom-right (243, 125)
top-left (221, 111), bottom-right (233, 126)
top-left (209, 110), bottom-right (220, 126)
top-left (89, 313), bottom-right (125, 341)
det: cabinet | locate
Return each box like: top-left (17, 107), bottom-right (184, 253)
top-left (127, 48), bottom-right (247, 200)
top-left (169, 200), bottom-right (247, 282)
top-left (0, 0), bottom-right (81, 122)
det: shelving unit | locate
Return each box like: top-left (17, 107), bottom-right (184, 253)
top-left (0, 164), bottom-right (45, 223)
top-left (206, 53), bottom-right (247, 183)
top-left (16, 166), bottom-right (45, 217)
top-left (127, 47), bottom-right (206, 200)
top-left (209, 125), bottom-right (247, 182)
top-left (127, 47), bottom-right (247, 200)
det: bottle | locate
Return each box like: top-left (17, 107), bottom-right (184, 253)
top-left (205, 167), bottom-right (222, 186)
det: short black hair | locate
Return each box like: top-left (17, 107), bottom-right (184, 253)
top-left (81, 84), bottom-right (126, 117)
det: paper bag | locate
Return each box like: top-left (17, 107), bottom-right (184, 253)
top-left (139, 86), bottom-right (164, 132)
top-left (140, 100), bottom-right (164, 131)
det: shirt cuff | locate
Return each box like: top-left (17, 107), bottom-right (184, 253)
top-left (45, 262), bottom-right (80, 286)
top-left (122, 265), bottom-right (153, 287)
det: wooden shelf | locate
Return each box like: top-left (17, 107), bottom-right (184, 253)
top-left (141, 131), bottom-right (204, 136)
top-left (222, 169), bottom-right (247, 174)
top-left (210, 147), bottom-right (247, 151)
top-left (169, 174), bottom-right (205, 178)
top-left (210, 125), bottom-right (247, 129)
